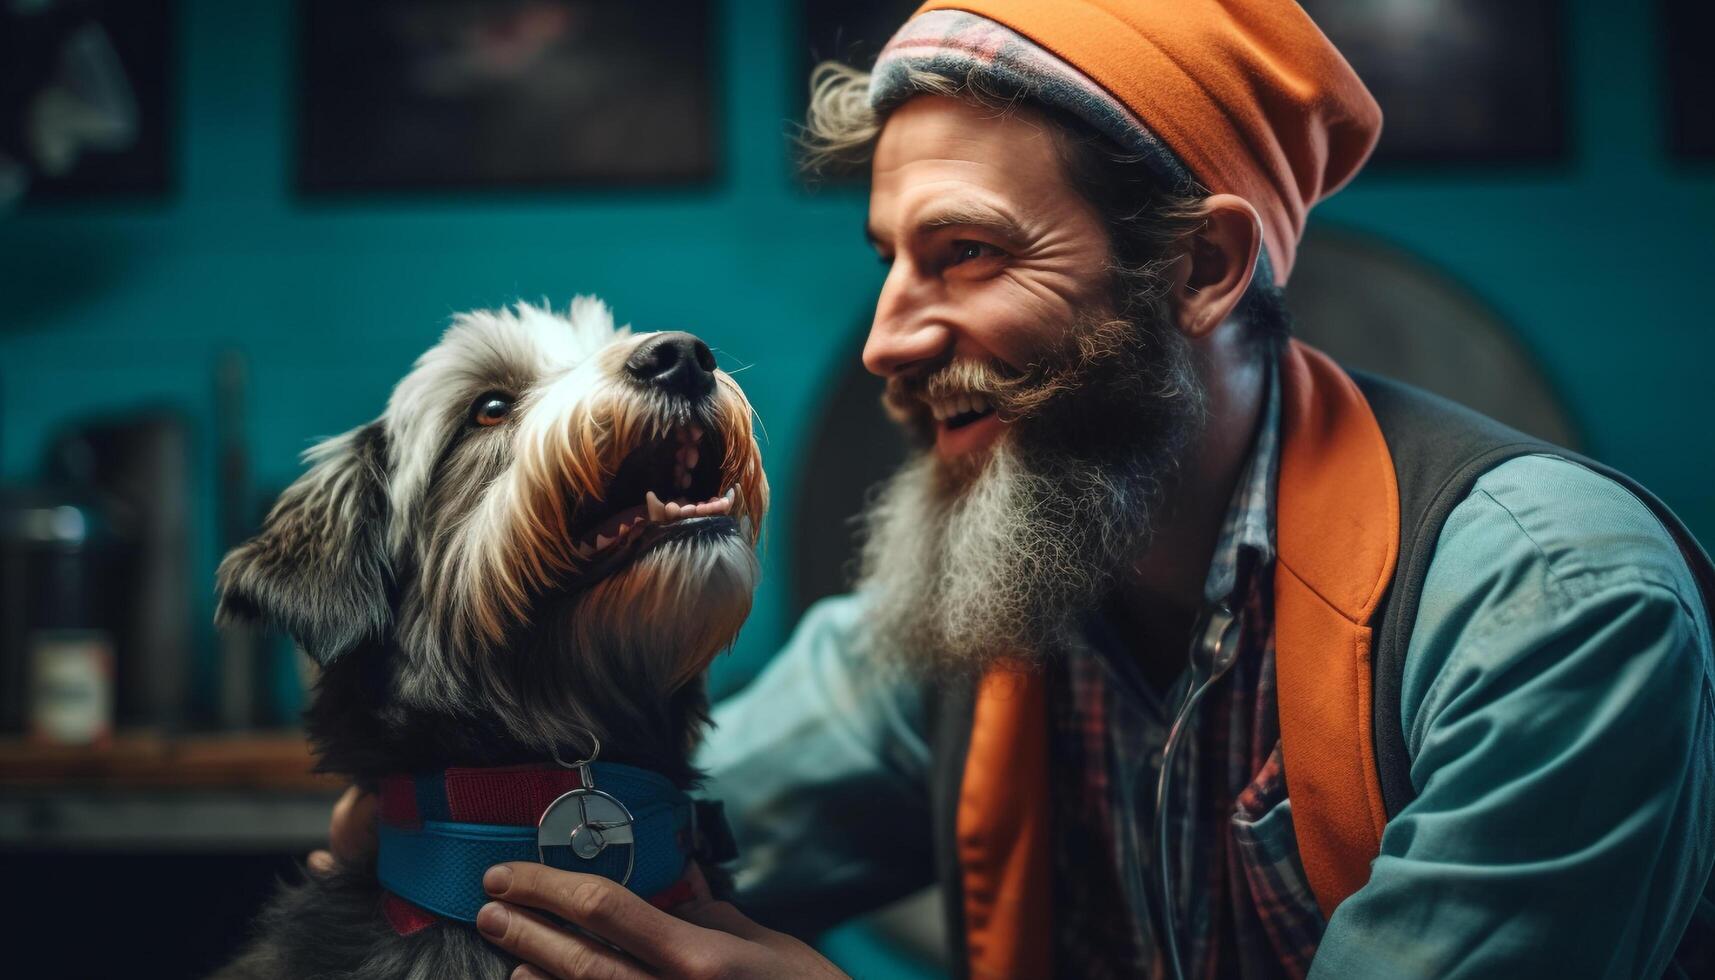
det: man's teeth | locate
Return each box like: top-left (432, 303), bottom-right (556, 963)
top-left (581, 488), bottom-right (739, 557)
top-left (928, 393), bottom-right (995, 422)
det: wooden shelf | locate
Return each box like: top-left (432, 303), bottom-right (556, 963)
top-left (0, 732), bottom-right (343, 792)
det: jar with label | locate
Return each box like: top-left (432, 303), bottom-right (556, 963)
top-left (1, 494), bottom-right (118, 745)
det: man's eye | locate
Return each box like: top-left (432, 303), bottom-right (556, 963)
top-left (949, 241), bottom-right (1004, 266)
top-left (469, 393), bottom-right (514, 427)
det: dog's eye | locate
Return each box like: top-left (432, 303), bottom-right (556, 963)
top-left (470, 393), bottom-right (513, 427)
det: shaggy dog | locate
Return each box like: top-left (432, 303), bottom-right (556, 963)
top-left (211, 298), bottom-right (768, 979)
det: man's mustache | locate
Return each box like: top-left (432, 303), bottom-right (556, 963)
top-left (879, 314), bottom-right (1139, 437)
top-left (881, 358), bottom-right (1024, 428)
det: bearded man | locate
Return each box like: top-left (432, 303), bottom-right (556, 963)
top-left (325, 2), bottom-right (1715, 977)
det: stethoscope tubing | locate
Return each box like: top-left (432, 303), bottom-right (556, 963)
top-left (1153, 604), bottom-right (1241, 980)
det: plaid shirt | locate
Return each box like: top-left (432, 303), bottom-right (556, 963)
top-left (1049, 359), bottom-right (1327, 978)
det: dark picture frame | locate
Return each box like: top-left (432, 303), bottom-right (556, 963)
top-left (297, 0), bottom-right (717, 194)
top-left (1299, 0), bottom-right (1569, 168)
top-left (1662, 0), bottom-right (1714, 161)
top-left (798, 0), bottom-right (920, 86)
top-left (5, 0), bottom-right (175, 202)
top-left (793, 0), bottom-right (920, 186)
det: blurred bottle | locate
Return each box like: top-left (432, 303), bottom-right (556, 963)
top-left (46, 411), bottom-right (191, 731)
top-left (0, 491), bottom-right (122, 744)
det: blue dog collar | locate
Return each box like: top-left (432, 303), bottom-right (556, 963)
top-left (376, 761), bottom-right (716, 925)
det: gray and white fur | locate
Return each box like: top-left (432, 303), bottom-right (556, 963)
top-left (211, 298), bottom-right (768, 979)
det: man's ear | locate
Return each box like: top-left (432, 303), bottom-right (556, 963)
top-left (216, 422), bottom-right (392, 665)
top-left (1170, 193), bottom-right (1263, 339)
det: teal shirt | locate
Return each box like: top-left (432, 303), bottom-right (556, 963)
top-left (698, 454), bottom-right (1715, 975)
top-left (1311, 455), bottom-right (1714, 978)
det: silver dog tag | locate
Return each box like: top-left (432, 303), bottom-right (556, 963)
top-left (537, 763), bottom-right (636, 885)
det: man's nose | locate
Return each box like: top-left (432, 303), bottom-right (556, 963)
top-left (627, 331), bottom-right (717, 398)
top-left (863, 265), bottom-right (953, 377)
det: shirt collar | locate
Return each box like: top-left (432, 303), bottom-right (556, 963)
top-left (1201, 352), bottom-right (1281, 605)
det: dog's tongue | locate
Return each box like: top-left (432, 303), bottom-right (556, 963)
top-left (579, 489), bottom-right (737, 554)
top-left (592, 503), bottom-right (649, 539)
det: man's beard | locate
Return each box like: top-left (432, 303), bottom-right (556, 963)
top-left (855, 308), bottom-right (1207, 677)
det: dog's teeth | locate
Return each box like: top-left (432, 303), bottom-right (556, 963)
top-left (617, 521), bottom-right (631, 537)
top-left (723, 487), bottom-right (736, 505)
top-left (708, 497), bottom-right (731, 515)
top-left (665, 501), bottom-right (681, 520)
top-left (572, 542), bottom-right (592, 559)
top-left (595, 533), bottom-right (613, 550)
top-left (646, 491), bottom-right (667, 522)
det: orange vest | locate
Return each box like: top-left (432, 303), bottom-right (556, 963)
top-left (956, 340), bottom-right (1397, 978)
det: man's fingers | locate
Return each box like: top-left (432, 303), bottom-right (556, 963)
top-left (476, 902), bottom-right (651, 980)
top-left (328, 786), bottom-right (379, 865)
top-left (511, 965), bottom-right (555, 980)
top-left (485, 863), bottom-right (707, 972)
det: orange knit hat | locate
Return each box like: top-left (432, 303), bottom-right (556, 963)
top-left (873, 0), bottom-right (1383, 284)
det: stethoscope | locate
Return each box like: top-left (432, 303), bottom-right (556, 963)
top-left (1152, 602), bottom-right (1243, 980)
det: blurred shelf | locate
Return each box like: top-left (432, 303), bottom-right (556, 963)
top-left (0, 788), bottom-right (341, 851)
top-left (0, 732), bottom-right (343, 851)
top-left (0, 731), bottom-right (340, 791)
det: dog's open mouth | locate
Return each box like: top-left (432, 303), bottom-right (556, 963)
top-left (568, 422), bottom-right (741, 564)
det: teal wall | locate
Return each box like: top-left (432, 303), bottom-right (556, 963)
top-left (0, 1), bottom-right (1707, 974)
top-left (3, 0), bottom-right (1712, 720)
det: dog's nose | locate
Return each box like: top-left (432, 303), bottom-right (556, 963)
top-left (626, 332), bottom-right (717, 398)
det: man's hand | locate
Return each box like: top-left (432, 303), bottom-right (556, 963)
top-left (307, 785), bottom-right (378, 874)
top-left (476, 862), bottom-right (847, 980)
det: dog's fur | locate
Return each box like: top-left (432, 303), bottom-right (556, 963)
top-left (211, 299), bottom-right (768, 979)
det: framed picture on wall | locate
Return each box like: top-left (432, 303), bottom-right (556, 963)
top-left (1662, 0), bottom-right (1714, 161)
top-left (794, 0), bottom-right (920, 185)
top-left (297, 0), bottom-right (716, 193)
top-left (799, 0), bottom-right (921, 83)
top-left (1299, 0), bottom-right (1569, 167)
top-left (2, 0), bottom-right (174, 203)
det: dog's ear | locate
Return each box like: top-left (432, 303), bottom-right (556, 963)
top-left (216, 422), bottom-right (392, 664)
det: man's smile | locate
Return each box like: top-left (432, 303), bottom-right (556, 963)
top-left (935, 407), bottom-right (1006, 457)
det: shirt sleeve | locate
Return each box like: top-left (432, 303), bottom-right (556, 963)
top-left (1311, 455), bottom-right (1715, 979)
top-left (693, 593), bottom-right (936, 937)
